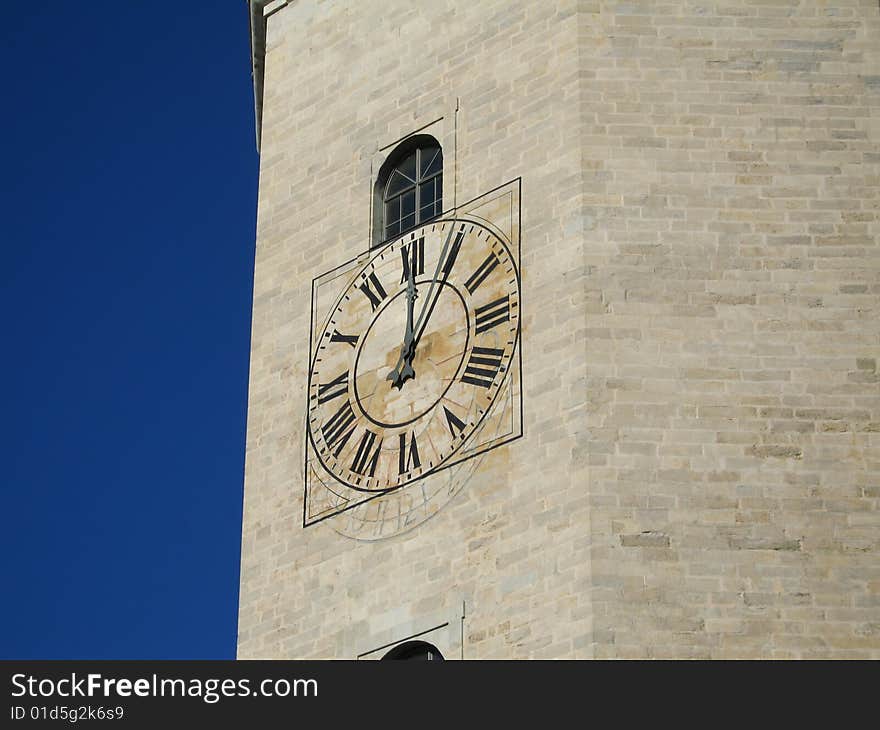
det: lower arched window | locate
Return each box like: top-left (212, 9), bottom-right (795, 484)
top-left (381, 640), bottom-right (444, 661)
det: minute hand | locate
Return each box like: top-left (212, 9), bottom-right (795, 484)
top-left (386, 219), bottom-right (461, 385)
top-left (410, 219), bottom-right (462, 350)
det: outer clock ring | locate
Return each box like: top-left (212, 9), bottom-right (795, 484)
top-left (306, 217), bottom-right (520, 494)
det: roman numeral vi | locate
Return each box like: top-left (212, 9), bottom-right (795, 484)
top-left (398, 432), bottom-right (421, 475)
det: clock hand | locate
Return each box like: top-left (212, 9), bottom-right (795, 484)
top-left (387, 218), bottom-right (459, 388)
top-left (409, 218), bottom-right (459, 351)
top-left (387, 267), bottom-right (417, 389)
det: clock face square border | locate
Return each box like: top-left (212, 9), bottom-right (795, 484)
top-left (302, 178), bottom-right (523, 529)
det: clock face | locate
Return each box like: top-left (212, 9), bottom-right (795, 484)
top-left (307, 218), bottom-right (520, 494)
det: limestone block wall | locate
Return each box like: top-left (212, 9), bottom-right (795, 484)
top-left (239, 0), bottom-right (590, 659)
top-left (580, 0), bottom-right (880, 658)
top-left (239, 0), bottom-right (880, 658)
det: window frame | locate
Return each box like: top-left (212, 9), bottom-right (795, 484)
top-left (372, 135), bottom-right (443, 248)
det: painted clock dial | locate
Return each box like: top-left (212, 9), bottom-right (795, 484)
top-left (307, 218), bottom-right (520, 493)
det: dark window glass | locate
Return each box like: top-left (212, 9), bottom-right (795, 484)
top-left (386, 168), bottom-right (415, 197)
top-left (378, 141), bottom-right (443, 245)
top-left (381, 641), bottom-right (444, 661)
top-left (398, 151), bottom-right (417, 182)
top-left (401, 189), bottom-right (415, 219)
top-left (384, 198), bottom-right (397, 238)
top-left (419, 146), bottom-right (441, 176)
top-left (418, 177), bottom-right (432, 202)
top-left (418, 173), bottom-right (442, 220)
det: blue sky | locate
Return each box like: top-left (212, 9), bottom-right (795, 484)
top-left (1, 3), bottom-right (257, 658)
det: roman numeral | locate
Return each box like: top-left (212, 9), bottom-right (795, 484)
top-left (351, 429), bottom-right (381, 477)
top-left (398, 432), bottom-right (421, 475)
top-left (464, 252), bottom-right (500, 294)
top-left (474, 295), bottom-right (510, 334)
top-left (321, 401), bottom-right (356, 456)
top-left (330, 329), bottom-right (358, 348)
top-left (441, 229), bottom-right (466, 277)
top-left (358, 272), bottom-right (387, 311)
top-left (400, 236), bottom-right (425, 283)
top-left (462, 346), bottom-right (505, 388)
top-left (443, 406), bottom-right (467, 437)
top-left (317, 370), bottom-right (348, 404)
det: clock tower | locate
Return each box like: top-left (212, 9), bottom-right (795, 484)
top-left (239, 1), bottom-right (880, 658)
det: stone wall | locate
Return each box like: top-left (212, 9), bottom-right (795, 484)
top-left (580, 0), bottom-right (880, 658)
top-left (239, 0), bottom-right (880, 658)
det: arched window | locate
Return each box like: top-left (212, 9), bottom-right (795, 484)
top-left (374, 135), bottom-right (442, 246)
top-left (381, 640), bottom-right (444, 661)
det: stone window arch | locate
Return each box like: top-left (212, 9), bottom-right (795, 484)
top-left (373, 135), bottom-right (443, 246)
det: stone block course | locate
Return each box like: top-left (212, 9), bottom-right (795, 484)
top-left (239, 0), bottom-right (879, 658)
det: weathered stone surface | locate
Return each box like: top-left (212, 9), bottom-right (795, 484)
top-left (620, 532), bottom-right (671, 548)
top-left (239, 0), bottom-right (880, 659)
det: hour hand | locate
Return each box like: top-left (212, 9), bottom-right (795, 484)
top-left (388, 338), bottom-right (416, 389)
top-left (396, 348), bottom-right (415, 384)
top-left (388, 272), bottom-right (418, 388)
